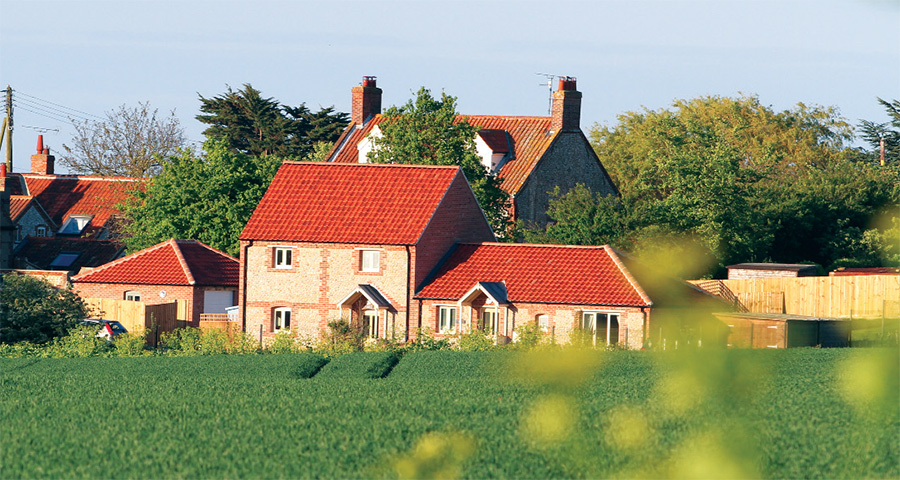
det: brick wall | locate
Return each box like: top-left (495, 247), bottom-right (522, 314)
top-left (515, 132), bottom-right (618, 226)
top-left (242, 241), bottom-right (412, 342)
top-left (419, 297), bottom-right (646, 349)
top-left (415, 173), bottom-right (495, 289)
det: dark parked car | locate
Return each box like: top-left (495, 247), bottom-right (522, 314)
top-left (79, 319), bottom-right (128, 340)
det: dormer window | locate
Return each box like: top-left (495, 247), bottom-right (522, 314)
top-left (357, 126), bottom-right (382, 163)
top-left (35, 225), bottom-right (48, 237)
top-left (59, 215), bottom-right (93, 235)
top-left (474, 130), bottom-right (511, 173)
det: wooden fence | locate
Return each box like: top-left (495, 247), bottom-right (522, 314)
top-left (690, 275), bottom-right (900, 319)
top-left (84, 298), bottom-right (190, 345)
top-left (199, 313), bottom-right (242, 340)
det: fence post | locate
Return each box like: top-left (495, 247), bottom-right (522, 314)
top-left (259, 324), bottom-right (263, 349)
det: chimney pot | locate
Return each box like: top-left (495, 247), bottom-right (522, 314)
top-left (557, 76), bottom-right (577, 92)
top-left (551, 76), bottom-right (582, 132)
top-left (0, 163), bottom-right (6, 177)
top-left (30, 135), bottom-right (55, 175)
top-left (352, 75), bottom-right (383, 125)
top-left (36, 135), bottom-right (44, 154)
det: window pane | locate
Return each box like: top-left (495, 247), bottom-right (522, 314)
top-left (361, 250), bottom-right (379, 272)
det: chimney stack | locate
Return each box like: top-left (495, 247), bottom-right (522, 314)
top-left (551, 76), bottom-right (582, 132)
top-left (30, 135), bottom-right (55, 175)
top-left (351, 76), bottom-right (382, 125)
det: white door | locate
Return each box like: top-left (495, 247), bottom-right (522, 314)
top-left (203, 290), bottom-right (235, 314)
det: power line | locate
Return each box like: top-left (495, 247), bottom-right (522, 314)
top-left (14, 97), bottom-right (94, 123)
top-left (15, 90), bottom-right (104, 121)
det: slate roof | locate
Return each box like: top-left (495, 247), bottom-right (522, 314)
top-left (416, 243), bottom-right (652, 307)
top-left (240, 162), bottom-right (463, 245)
top-left (14, 237), bottom-right (124, 273)
top-left (5, 173), bottom-right (139, 235)
top-left (326, 114), bottom-right (556, 195)
top-left (71, 239), bottom-right (238, 287)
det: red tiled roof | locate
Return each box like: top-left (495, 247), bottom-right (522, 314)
top-left (14, 237), bottom-right (125, 273)
top-left (9, 195), bottom-right (34, 221)
top-left (415, 243), bottom-right (652, 307)
top-left (240, 162), bottom-right (462, 244)
top-left (326, 114), bottom-right (556, 195)
top-left (72, 239), bottom-right (238, 286)
top-left (6, 173), bottom-right (139, 234)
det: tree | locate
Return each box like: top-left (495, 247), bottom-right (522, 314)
top-left (525, 95), bottom-right (897, 274)
top-left (61, 102), bottom-right (186, 177)
top-left (366, 88), bottom-right (511, 237)
top-left (0, 273), bottom-right (90, 344)
top-left (120, 140), bottom-right (281, 257)
top-left (858, 97), bottom-right (900, 165)
top-left (196, 84), bottom-right (349, 159)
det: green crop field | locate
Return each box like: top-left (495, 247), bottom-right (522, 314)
top-left (1, 349), bottom-right (897, 479)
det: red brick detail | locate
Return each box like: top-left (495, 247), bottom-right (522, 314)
top-left (551, 85), bottom-right (582, 132)
top-left (351, 78), bottom-right (382, 125)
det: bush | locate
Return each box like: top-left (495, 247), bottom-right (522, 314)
top-left (45, 325), bottom-right (111, 358)
top-left (456, 331), bottom-right (496, 351)
top-left (268, 331), bottom-right (302, 354)
top-left (160, 327), bottom-right (202, 355)
top-left (227, 331), bottom-right (261, 354)
top-left (0, 273), bottom-right (91, 344)
top-left (200, 328), bottom-right (229, 355)
top-left (513, 322), bottom-right (548, 351)
top-left (407, 328), bottom-right (450, 352)
top-left (316, 319), bottom-right (364, 357)
top-left (114, 330), bottom-right (148, 356)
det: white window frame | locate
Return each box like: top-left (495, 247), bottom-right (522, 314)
top-left (360, 249), bottom-right (380, 273)
top-left (124, 290), bottom-right (142, 302)
top-left (35, 225), bottom-right (47, 237)
top-left (481, 309), bottom-right (499, 335)
top-left (581, 311), bottom-right (620, 346)
top-left (363, 310), bottom-right (379, 338)
top-left (273, 247), bottom-right (292, 269)
top-left (537, 314), bottom-right (550, 333)
top-left (273, 307), bottom-right (291, 332)
top-left (438, 306), bottom-right (457, 334)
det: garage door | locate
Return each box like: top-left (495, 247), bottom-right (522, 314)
top-left (204, 290), bottom-right (235, 314)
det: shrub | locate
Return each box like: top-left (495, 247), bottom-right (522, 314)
top-left (46, 325), bottom-right (111, 358)
top-left (200, 328), bottom-right (229, 355)
top-left (160, 327), bottom-right (202, 355)
top-left (456, 331), bottom-right (496, 351)
top-left (316, 319), bottom-right (364, 357)
top-left (114, 330), bottom-right (148, 356)
top-left (513, 322), bottom-right (548, 351)
top-left (227, 331), bottom-right (261, 354)
top-left (268, 331), bottom-right (302, 354)
top-left (407, 328), bottom-right (451, 352)
top-left (0, 273), bottom-right (91, 344)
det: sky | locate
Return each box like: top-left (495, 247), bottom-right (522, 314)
top-left (1, 0), bottom-right (898, 174)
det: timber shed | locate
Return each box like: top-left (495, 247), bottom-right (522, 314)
top-left (715, 312), bottom-right (850, 348)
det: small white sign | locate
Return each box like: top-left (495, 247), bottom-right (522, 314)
top-left (159, 290), bottom-right (167, 298)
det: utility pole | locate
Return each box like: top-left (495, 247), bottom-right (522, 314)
top-left (4, 86), bottom-right (11, 172)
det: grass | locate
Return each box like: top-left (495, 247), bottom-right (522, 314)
top-left (1, 349), bottom-right (897, 479)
